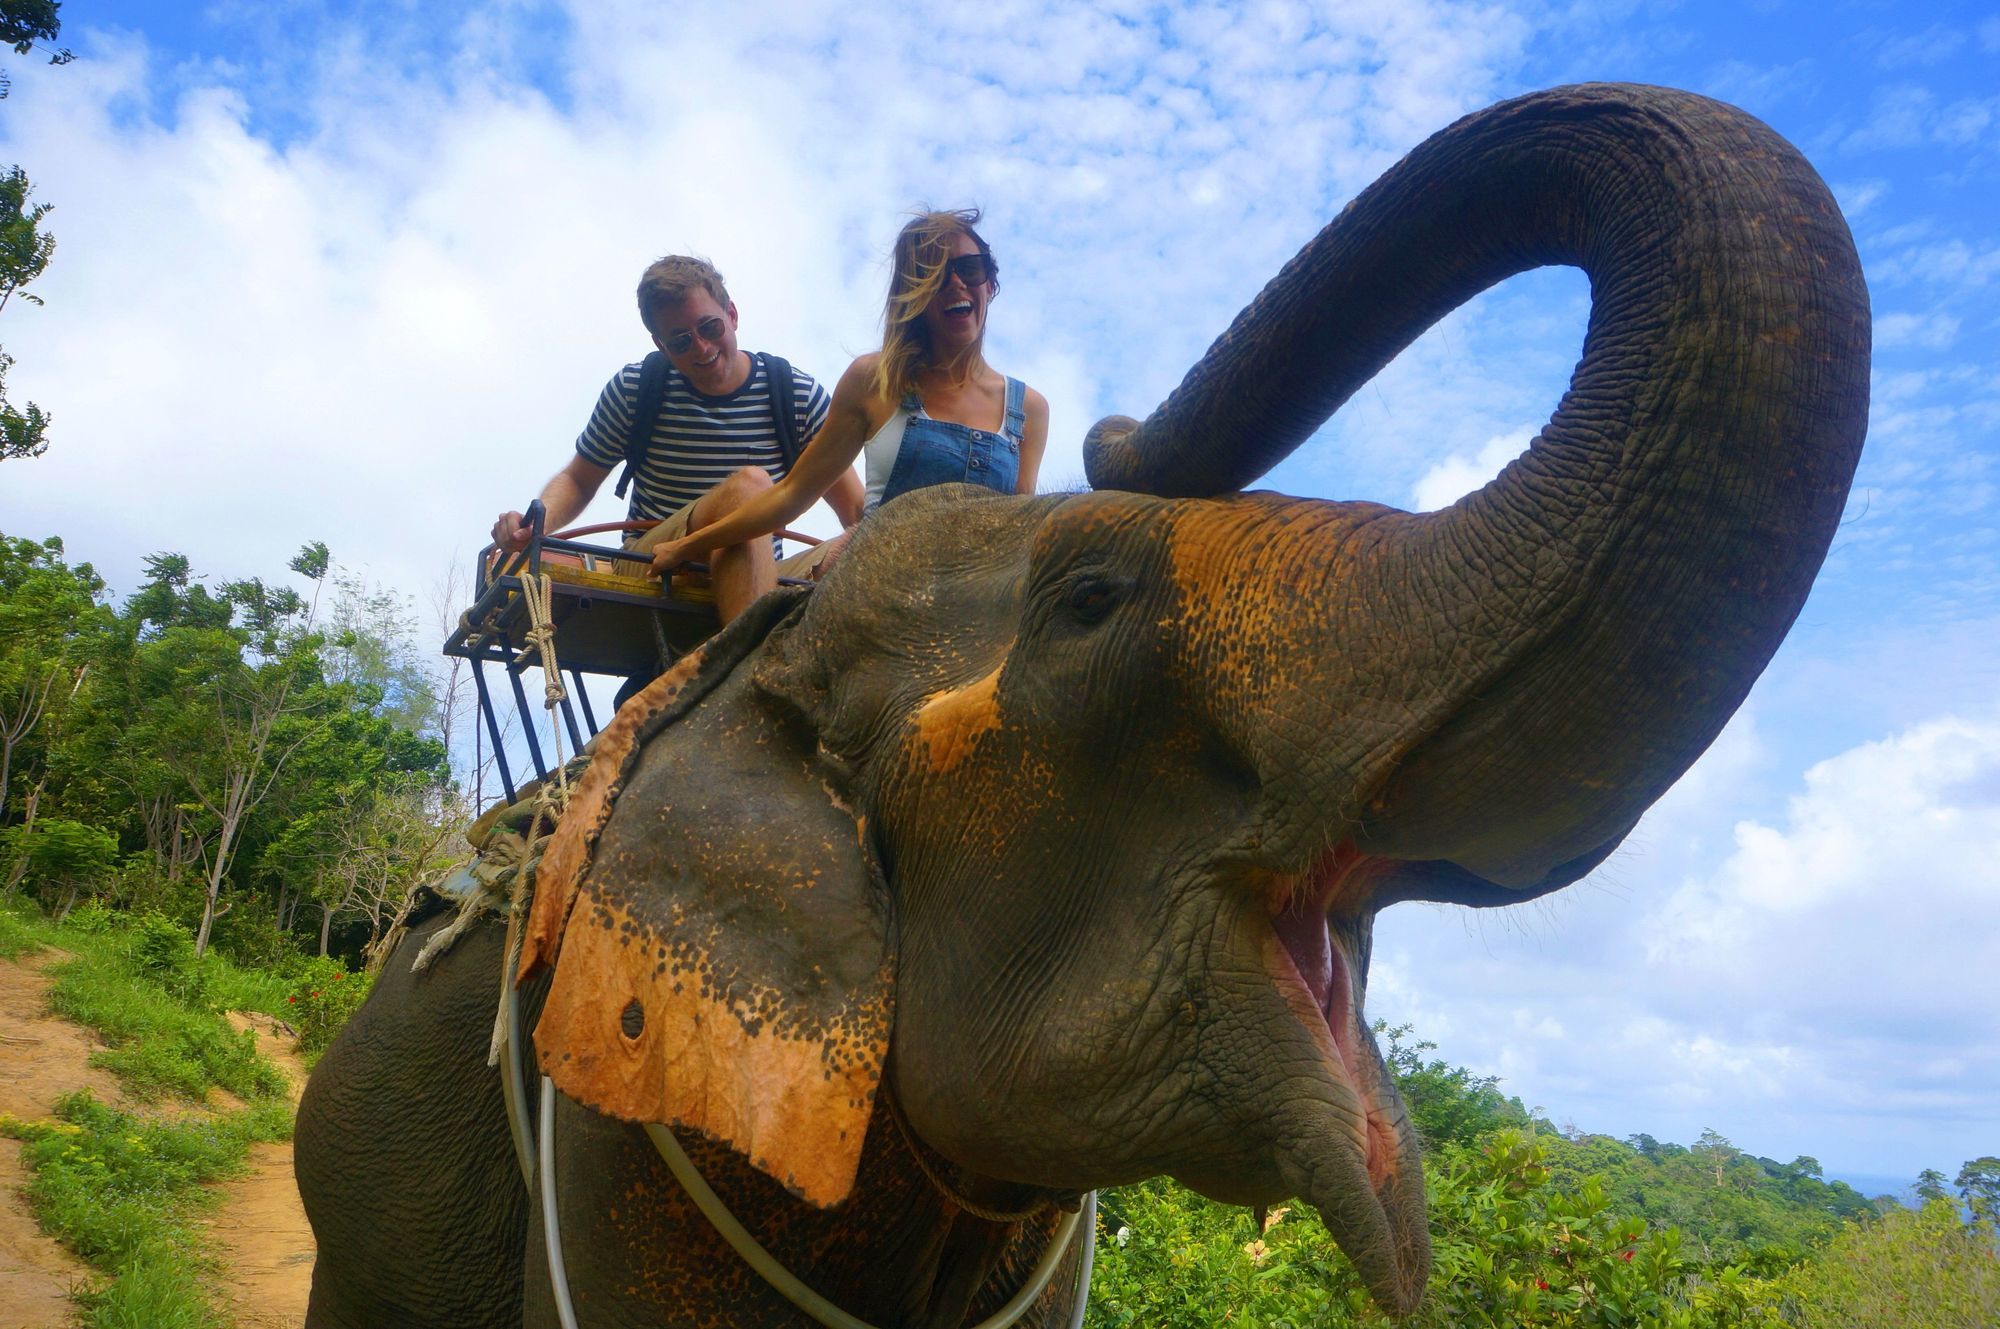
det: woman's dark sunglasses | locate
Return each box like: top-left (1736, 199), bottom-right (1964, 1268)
top-left (942, 253), bottom-right (996, 287)
top-left (662, 315), bottom-right (728, 355)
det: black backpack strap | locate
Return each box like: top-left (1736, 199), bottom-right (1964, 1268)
top-left (763, 354), bottom-right (801, 472)
top-left (614, 351), bottom-right (671, 501)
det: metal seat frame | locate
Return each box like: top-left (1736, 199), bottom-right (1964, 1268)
top-left (442, 500), bottom-right (720, 804)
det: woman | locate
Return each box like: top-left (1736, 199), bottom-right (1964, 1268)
top-left (647, 208), bottom-right (1048, 604)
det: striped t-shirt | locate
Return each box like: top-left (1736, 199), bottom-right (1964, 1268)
top-left (575, 352), bottom-right (831, 522)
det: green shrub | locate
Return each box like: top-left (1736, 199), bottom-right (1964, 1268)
top-left (1404, 1130), bottom-right (1778, 1328)
top-left (129, 911), bottom-right (211, 1008)
top-left (0, 898), bottom-right (48, 958)
top-left (1, 818), bottom-right (119, 913)
top-left (286, 954), bottom-right (371, 1055)
top-left (65, 898), bottom-right (118, 933)
top-left (1763, 1200), bottom-right (1999, 1327)
top-left (205, 894), bottom-right (298, 971)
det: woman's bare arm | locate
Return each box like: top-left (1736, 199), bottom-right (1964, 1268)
top-left (652, 356), bottom-right (881, 570)
top-left (1015, 386), bottom-right (1050, 494)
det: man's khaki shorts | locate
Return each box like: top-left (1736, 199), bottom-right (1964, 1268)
top-left (620, 499), bottom-right (840, 580)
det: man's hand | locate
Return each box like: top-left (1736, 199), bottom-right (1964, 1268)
top-left (492, 510), bottom-right (534, 551)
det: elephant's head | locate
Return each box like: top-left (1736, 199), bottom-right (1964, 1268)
top-left (517, 83), bottom-right (1868, 1315)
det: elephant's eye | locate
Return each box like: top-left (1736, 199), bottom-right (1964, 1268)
top-left (1063, 573), bottom-right (1123, 624)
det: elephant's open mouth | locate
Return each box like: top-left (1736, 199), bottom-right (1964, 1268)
top-left (1262, 846), bottom-right (1402, 1187)
top-left (1254, 848), bottom-right (1428, 1311)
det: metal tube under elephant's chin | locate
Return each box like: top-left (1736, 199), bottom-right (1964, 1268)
top-left (1092, 83), bottom-right (1869, 895)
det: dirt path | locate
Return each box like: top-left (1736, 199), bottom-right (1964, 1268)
top-left (201, 1013), bottom-right (315, 1329)
top-left (0, 949), bottom-right (115, 1329)
top-left (0, 952), bottom-right (318, 1329)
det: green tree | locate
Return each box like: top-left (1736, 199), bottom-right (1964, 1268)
top-left (1916, 1168), bottom-right (1952, 1205)
top-left (1627, 1133), bottom-right (1685, 1162)
top-left (1, 815), bottom-right (114, 915)
top-left (1955, 1157), bottom-right (2000, 1228)
top-left (0, 0), bottom-right (68, 97)
top-left (1376, 1020), bottom-right (1532, 1149)
top-left (296, 777), bottom-right (459, 955)
top-left (103, 543), bottom-right (334, 955)
top-left (0, 533), bottom-right (108, 820)
top-left (320, 572), bottom-right (439, 737)
top-left (1693, 1129), bottom-right (1738, 1187)
top-left (0, 166), bottom-right (52, 313)
top-left (0, 0), bottom-right (68, 462)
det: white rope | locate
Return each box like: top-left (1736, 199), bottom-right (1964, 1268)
top-left (643, 1120), bottom-right (1091, 1329)
top-left (491, 568), bottom-right (571, 1083)
top-left (538, 1076), bottom-right (584, 1329)
top-left (519, 571), bottom-right (572, 812)
top-left (518, 1057), bottom-right (1090, 1328)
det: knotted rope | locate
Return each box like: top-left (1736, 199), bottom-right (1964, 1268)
top-left (486, 572), bottom-right (574, 1066)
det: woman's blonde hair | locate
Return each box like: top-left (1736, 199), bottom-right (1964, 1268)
top-left (871, 208), bottom-right (999, 403)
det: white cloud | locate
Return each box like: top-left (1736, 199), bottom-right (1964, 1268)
top-left (1703, 58), bottom-right (1819, 113)
top-left (1408, 427), bottom-right (1534, 511)
top-left (1872, 23), bottom-right (1968, 70)
top-left (1646, 715), bottom-right (2000, 973)
top-left (1372, 706), bottom-right (2000, 1175)
top-left (1832, 178), bottom-right (1889, 216)
top-left (1875, 310), bottom-right (1962, 349)
top-left (1840, 84), bottom-right (2000, 153)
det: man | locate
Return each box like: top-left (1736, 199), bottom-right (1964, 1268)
top-left (492, 255), bottom-right (864, 625)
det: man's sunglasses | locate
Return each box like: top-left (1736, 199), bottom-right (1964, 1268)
top-left (662, 316), bottom-right (728, 355)
top-left (941, 253), bottom-right (996, 288)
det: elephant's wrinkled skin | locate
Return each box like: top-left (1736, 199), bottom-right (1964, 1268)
top-left (296, 83), bottom-right (1868, 1326)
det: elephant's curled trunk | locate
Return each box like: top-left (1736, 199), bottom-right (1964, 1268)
top-left (1091, 83), bottom-right (1869, 894)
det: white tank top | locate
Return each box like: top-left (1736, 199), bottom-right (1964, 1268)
top-left (861, 404), bottom-right (915, 513)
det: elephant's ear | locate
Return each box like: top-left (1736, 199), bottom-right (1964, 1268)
top-left (517, 588), bottom-right (893, 1208)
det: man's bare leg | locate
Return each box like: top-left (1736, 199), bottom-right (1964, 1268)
top-left (688, 467), bottom-right (778, 624)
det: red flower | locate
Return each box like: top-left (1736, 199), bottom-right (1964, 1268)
top-left (1535, 1280), bottom-right (1548, 1291)
top-left (1622, 1250), bottom-right (1634, 1262)
top-left (287, 996), bottom-right (296, 1003)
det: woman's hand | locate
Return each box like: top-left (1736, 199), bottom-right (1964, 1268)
top-left (648, 534), bottom-right (703, 576)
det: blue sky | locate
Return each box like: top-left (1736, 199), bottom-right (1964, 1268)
top-left (2, 1), bottom-right (1995, 1186)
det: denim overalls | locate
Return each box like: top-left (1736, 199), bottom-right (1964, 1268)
top-left (874, 376), bottom-right (1027, 510)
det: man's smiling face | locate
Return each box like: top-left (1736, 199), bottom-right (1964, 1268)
top-left (653, 290), bottom-right (744, 395)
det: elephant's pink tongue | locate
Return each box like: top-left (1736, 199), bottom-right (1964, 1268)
top-left (1273, 899), bottom-right (1335, 1016)
top-left (1271, 897), bottom-right (1357, 1073)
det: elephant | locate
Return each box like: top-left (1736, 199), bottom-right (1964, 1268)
top-left (294, 81), bottom-right (1868, 1327)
